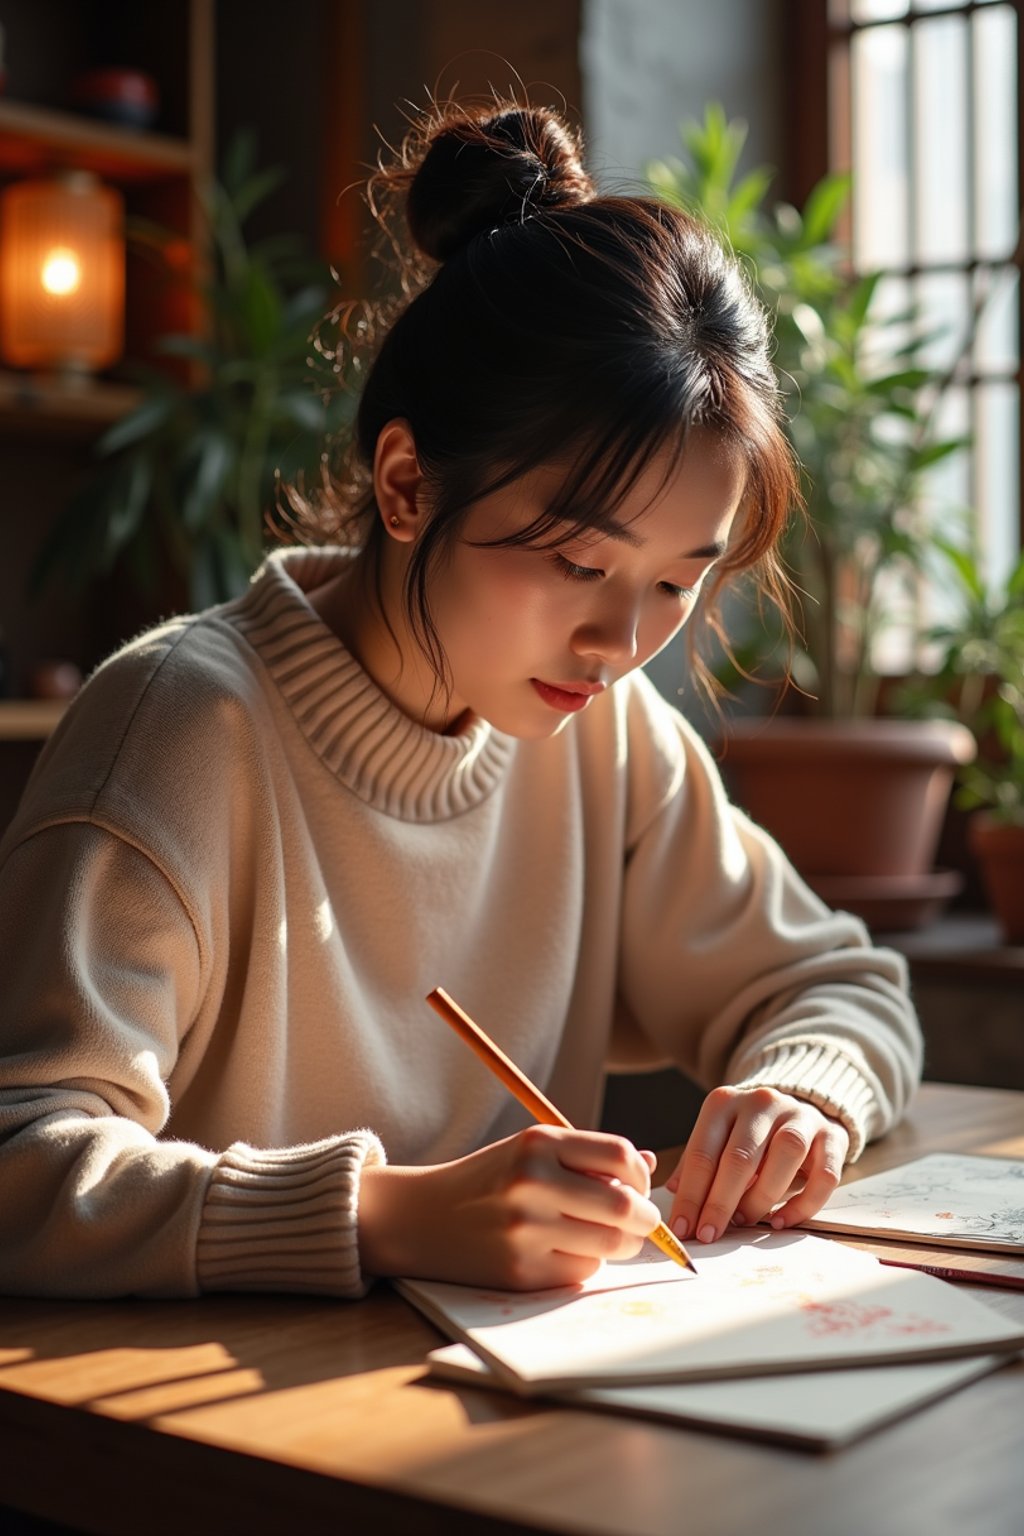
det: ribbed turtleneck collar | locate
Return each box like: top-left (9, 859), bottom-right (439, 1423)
top-left (229, 548), bottom-right (515, 821)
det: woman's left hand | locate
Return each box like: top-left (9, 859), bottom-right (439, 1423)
top-left (663, 1085), bottom-right (849, 1245)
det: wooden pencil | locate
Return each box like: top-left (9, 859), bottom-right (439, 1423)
top-left (426, 985), bottom-right (698, 1275)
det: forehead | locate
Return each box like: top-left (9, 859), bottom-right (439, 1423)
top-left (483, 427), bottom-right (746, 539)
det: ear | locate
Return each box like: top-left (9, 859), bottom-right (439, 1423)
top-left (373, 419), bottom-right (425, 542)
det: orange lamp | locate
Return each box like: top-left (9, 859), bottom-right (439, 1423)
top-left (0, 171), bottom-right (125, 374)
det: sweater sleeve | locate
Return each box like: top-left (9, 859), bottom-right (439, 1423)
top-left (0, 821), bottom-right (384, 1299)
top-left (616, 682), bottom-right (923, 1161)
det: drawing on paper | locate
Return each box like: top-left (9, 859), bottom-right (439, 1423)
top-left (806, 1153), bottom-right (1024, 1251)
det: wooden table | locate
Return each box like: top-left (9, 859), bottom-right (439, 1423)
top-left (1, 1082), bottom-right (1022, 1536)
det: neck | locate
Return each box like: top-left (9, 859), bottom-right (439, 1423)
top-left (309, 544), bottom-right (467, 734)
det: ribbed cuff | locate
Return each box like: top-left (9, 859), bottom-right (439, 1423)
top-left (732, 1040), bottom-right (876, 1162)
top-left (196, 1130), bottom-right (386, 1297)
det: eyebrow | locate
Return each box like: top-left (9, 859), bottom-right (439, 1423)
top-left (602, 524), bottom-right (728, 561)
top-left (544, 509), bottom-right (727, 562)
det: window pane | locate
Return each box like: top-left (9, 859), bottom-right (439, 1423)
top-left (852, 25), bottom-right (910, 267)
top-left (915, 271), bottom-right (971, 375)
top-left (918, 386), bottom-right (973, 650)
top-left (914, 16), bottom-right (969, 264)
top-left (924, 386), bottom-right (972, 527)
top-left (848, 0), bottom-right (909, 20)
top-left (976, 383), bottom-right (1021, 582)
top-left (974, 266), bottom-right (1020, 376)
top-left (974, 4), bottom-right (1018, 261)
top-left (861, 274), bottom-right (912, 370)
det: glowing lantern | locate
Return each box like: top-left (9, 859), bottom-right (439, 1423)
top-left (0, 171), bottom-right (124, 373)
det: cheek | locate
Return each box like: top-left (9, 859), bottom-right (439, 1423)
top-left (438, 552), bottom-right (559, 647)
top-left (639, 599), bottom-right (696, 665)
top-left (485, 560), bottom-right (553, 612)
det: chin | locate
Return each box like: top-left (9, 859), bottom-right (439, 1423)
top-left (488, 710), bottom-right (575, 742)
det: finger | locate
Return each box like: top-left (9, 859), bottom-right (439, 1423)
top-left (557, 1175), bottom-right (663, 1241)
top-left (506, 1231), bottom-right (646, 1292)
top-left (512, 1132), bottom-right (661, 1238)
top-left (731, 1116), bottom-right (815, 1225)
top-left (666, 1087), bottom-right (741, 1241)
top-left (767, 1128), bottom-right (848, 1230)
top-left (545, 1127), bottom-right (654, 1197)
top-left (502, 1246), bottom-right (606, 1292)
top-left (691, 1103), bottom-right (781, 1242)
top-left (555, 1211), bottom-right (652, 1263)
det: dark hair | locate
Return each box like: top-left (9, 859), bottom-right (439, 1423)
top-left (293, 99), bottom-right (799, 699)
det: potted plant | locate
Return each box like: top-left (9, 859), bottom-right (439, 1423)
top-left (909, 544), bottom-right (1024, 943)
top-left (646, 108), bottom-right (975, 927)
top-left (33, 132), bottom-right (354, 616)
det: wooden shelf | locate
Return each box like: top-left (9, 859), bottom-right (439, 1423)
top-left (0, 700), bottom-right (67, 740)
top-left (0, 99), bottom-right (195, 183)
top-left (0, 370), bottom-right (143, 433)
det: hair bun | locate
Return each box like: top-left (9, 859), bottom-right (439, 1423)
top-left (406, 105), bottom-right (593, 263)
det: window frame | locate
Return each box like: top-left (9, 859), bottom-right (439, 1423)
top-left (782, 0), bottom-right (1023, 555)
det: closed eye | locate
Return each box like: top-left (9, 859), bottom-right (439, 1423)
top-left (551, 553), bottom-right (698, 600)
top-left (551, 554), bottom-right (603, 583)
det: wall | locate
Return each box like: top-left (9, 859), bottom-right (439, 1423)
top-left (216, 0), bottom-right (583, 280)
top-left (580, 0), bottom-right (787, 188)
top-left (579, 0), bottom-right (788, 730)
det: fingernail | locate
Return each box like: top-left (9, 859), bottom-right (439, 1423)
top-left (673, 1217), bottom-right (689, 1240)
top-left (771, 1214), bottom-right (785, 1230)
top-left (698, 1224), bottom-right (716, 1244)
top-left (731, 1212), bottom-right (746, 1227)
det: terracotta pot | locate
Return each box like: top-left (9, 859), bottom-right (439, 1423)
top-left (968, 814), bottom-right (1024, 945)
top-left (716, 718), bottom-right (976, 928)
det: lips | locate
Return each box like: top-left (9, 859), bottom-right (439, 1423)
top-left (531, 678), bottom-right (606, 713)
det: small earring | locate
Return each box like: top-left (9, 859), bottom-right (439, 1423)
top-left (389, 515), bottom-right (401, 528)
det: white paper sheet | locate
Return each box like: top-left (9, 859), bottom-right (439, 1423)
top-left (426, 1340), bottom-right (1009, 1450)
top-left (803, 1153), bottom-right (1024, 1253)
top-left (396, 1226), bottom-right (1024, 1393)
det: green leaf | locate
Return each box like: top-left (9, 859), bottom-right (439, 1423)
top-left (97, 394), bottom-right (176, 456)
top-left (231, 165), bottom-right (287, 227)
top-left (155, 333), bottom-right (219, 365)
top-left (864, 368), bottom-right (933, 396)
top-left (908, 438), bottom-right (971, 470)
top-left (237, 263), bottom-right (283, 354)
top-left (797, 173), bottom-right (851, 247)
top-left (846, 271), bottom-right (881, 329)
top-left (725, 167), bottom-right (773, 232)
top-left (645, 158), bottom-right (689, 209)
top-left (180, 432), bottom-right (235, 532)
top-left (221, 128), bottom-right (259, 200)
top-left (277, 389), bottom-right (327, 432)
top-left (106, 453), bottom-right (153, 556)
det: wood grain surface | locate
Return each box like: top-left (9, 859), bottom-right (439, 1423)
top-left (1, 1082), bottom-right (1022, 1536)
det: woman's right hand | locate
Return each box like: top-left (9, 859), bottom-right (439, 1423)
top-left (358, 1126), bottom-right (661, 1291)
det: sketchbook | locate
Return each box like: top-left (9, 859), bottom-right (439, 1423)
top-left (801, 1153), bottom-right (1024, 1255)
top-left (394, 1224), bottom-right (1024, 1396)
top-left (425, 1341), bottom-right (1008, 1451)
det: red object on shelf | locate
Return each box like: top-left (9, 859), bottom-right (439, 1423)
top-left (71, 69), bottom-right (159, 129)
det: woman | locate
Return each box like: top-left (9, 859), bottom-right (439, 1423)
top-left (0, 101), bottom-right (921, 1298)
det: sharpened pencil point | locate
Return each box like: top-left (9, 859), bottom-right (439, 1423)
top-left (647, 1220), bottom-right (699, 1275)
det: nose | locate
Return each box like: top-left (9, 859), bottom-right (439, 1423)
top-left (570, 591), bottom-right (641, 666)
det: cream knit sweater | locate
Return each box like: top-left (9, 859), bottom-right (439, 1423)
top-left (0, 549), bottom-right (921, 1299)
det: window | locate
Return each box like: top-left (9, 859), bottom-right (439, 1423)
top-left (827, 0), bottom-right (1021, 587)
